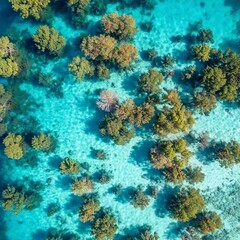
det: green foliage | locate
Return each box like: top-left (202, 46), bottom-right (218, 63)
top-left (67, 0), bottom-right (90, 14)
top-left (126, 226), bottom-right (159, 240)
top-left (99, 98), bottom-right (155, 145)
top-left (0, 58), bottom-right (19, 78)
top-left (161, 54), bottom-right (176, 69)
top-left (150, 139), bottom-right (191, 170)
top-left (115, 99), bottom-right (155, 127)
top-left (2, 185), bottom-right (42, 214)
top-left (92, 213), bottom-right (118, 240)
top-left (33, 25), bottom-right (66, 55)
top-left (79, 197), bottom-right (100, 223)
top-left (59, 158), bottom-right (79, 175)
top-left (112, 43), bottom-right (138, 68)
top-left (168, 187), bottom-right (205, 222)
top-left (154, 91), bottom-right (195, 136)
top-left (165, 167), bottom-right (186, 184)
top-left (3, 133), bottom-right (24, 160)
top-left (96, 63), bottom-right (110, 79)
top-left (99, 114), bottom-right (135, 145)
top-left (101, 12), bottom-right (137, 40)
top-left (181, 65), bottom-right (198, 82)
top-left (193, 91), bottom-right (217, 113)
top-left (0, 36), bottom-right (19, 78)
top-left (193, 44), bottom-right (211, 61)
top-left (202, 66), bottom-right (226, 93)
top-left (216, 140), bottom-right (240, 167)
top-left (197, 29), bottom-right (214, 43)
top-left (1, 185), bottom-right (25, 214)
top-left (68, 56), bottom-right (94, 81)
top-left (81, 35), bottom-right (117, 61)
top-left (185, 166), bottom-right (205, 184)
top-left (138, 68), bottom-right (163, 94)
top-left (31, 133), bottom-right (54, 152)
top-left (9, 0), bottom-right (50, 19)
top-left (0, 84), bottom-right (12, 122)
top-left (131, 187), bottom-right (150, 210)
top-left (194, 211), bottom-right (222, 235)
top-left (71, 177), bottom-right (93, 196)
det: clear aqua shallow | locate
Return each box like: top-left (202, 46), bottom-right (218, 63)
top-left (0, 0), bottom-right (240, 239)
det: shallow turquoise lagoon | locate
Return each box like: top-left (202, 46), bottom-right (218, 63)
top-left (0, 0), bottom-right (240, 239)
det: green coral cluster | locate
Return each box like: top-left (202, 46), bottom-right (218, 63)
top-left (149, 139), bottom-right (192, 183)
top-left (131, 187), bottom-right (150, 210)
top-left (138, 68), bottom-right (163, 94)
top-left (216, 140), bottom-right (240, 167)
top-left (189, 46), bottom-right (240, 102)
top-left (168, 187), bottom-right (205, 222)
top-left (99, 99), bottom-right (154, 144)
top-left (2, 185), bottom-right (42, 214)
top-left (67, 0), bottom-right (90, 14)
top-left (71, 177), bottom-right (93, 196)
top-left (33, 25), bottom-right (66, 56)
top-left (79, 197), bottom-right (100, 223)
top-left (101, 12), bottom-right (137, 40)
top-left (0, 36), bottom-right (19, 78)
top-left (59, 158), bottom-right (80, 175)
top-left (3, 133), bottom-right (24, 160)
top-left (194, 211), bottom-right (222, 235)
top-left (92, 213), bottom-right (118, 240)
top-left (31, 133), bottom-right (54, 152)
top-left (8, 0), bottom-right (50, 19)
top-left (68, 56), bottom-right (94, 81)
top-left (154, 90), bottom-right (195, 136)
top-left (0, 84), bottom-right (12, 125)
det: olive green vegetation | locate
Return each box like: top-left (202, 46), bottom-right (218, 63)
top-left (0, 84), bottom-right (12, 127)
top-left (99, 99), bottom-right (154, 144)
top-left (192, 44), bottom-right (211, 62)
top-left (79, 197), bottom-right (100, 223)
top-left (189, 46), bottom-right (240, 102)
top-left (33, 25), bottom-right (66, 56)
top-left (168, 187), bottom-right (205, 222)
top-left (193, 91), bottom-right (217, 114)
top-left (181, 65), bottom-right (198, 83)
top-left (138, 68), bottom-right (163, 94)
top-left (150, 139), bottom-right (191, 170)
top-left (126, 227), bottom-right (159, 240)
top-left (81, 35), bottom-right (117, 61)
top-left (112, 43), bottom-right (138, 68)
top-left (194, 211), bottom-right (222, 235)
top-left (2, 185), bottom-right (42, 214)
top-left (202, 66), bottom-right (226, 93)
top-left (31, 133), bottom-right (54, 152)
top-left (185, 166), bottom-right (205, 184)
top-left (67, 0), bottom-right (90, 14)
top-left (59, 158), bottom-right (79, 175)
top-left (8, 0), bottom-right (50, 19)
top-left (92, 213), bottom-right (118, 240)
top-left (150, 138), bottom-right (191, 184)
top-left (68, 56), bottom-right (94, 81)
top-left (197, 29), bottom-right (214, 44)
top-left (79, 34), bottom-right (138, 68)
top-left (154, 90), bottom-right (195, 136)
top-left (71, 177), bottom-right (93, 196)
top-left (0, 37), bottom-right (19, 78)
top-left (216, 140), bottom-right (240, 167)
top-left (131, 187), bottom-right (150, 210)
top-left (101, 12), bottom-right (137, 40)
top-left (3, 133), bottom-right (24, 160)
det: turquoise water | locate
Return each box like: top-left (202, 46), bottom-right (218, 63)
top-left (0, 0), bottom-right (240, 239)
